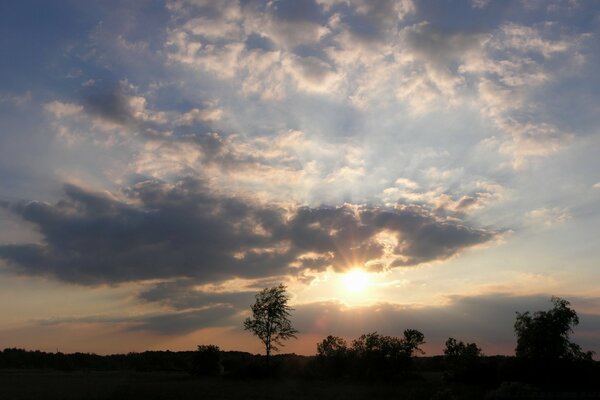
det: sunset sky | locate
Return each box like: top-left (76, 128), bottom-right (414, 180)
top-left (1, 0), bottom-right (600, 357)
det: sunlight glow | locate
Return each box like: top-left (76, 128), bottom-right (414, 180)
top-left (341, 269), bottom-right (371, 293)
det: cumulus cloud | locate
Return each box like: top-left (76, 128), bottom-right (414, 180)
top-left (381, 177), bottom-right (505, 218)
top-left (0, 178), bottom-right (498, 285)
top-left (159, 0), bottom-right (590, 167)
top-left (44, 101), bottom-right (84, 118)
top-left (174, 106), bottom-right (223, 126)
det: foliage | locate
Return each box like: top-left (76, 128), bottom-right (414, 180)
top-left (0, 348), bottom-right (195, 371)
top-left (315, 336), bottom-right (349, 378)
top-left (243, 284), bottom-right (298, 364)
top-left (351, 331), bottom-right (425, 379)
top-left (351, 330), bottom-right (425, 359)
top-left (400, 329), bottom-right (427, 356)
top-left (314, 330), bottom-right (426, 380)
top-left (514, 297), bottom-right (593, 361)
top-left (443, 337), bottom-right (483, 382)
top-left (317, 335), bottom-right (349, 358)
top-left (444, 338), bottom-right (482, 359)
top-left (191, 345), bottom-right (222, 377)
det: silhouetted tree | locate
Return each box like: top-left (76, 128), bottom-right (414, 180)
top-left (243, 284), bottom-right (298, 368)
top-left (317, 335), bottom-right (349, 358)
top-left (514, 296), bottom-right (593, 361)
top-left (316, 335), bottom-right (349, 378)
top-left (443, 337), bottom-right (483, 382)
top-left (349, 330), bottom-right (425, 379)
top-left (401, 329), bottom-right (426, 356)
top-left (444, 337), bottom-right (482, 359)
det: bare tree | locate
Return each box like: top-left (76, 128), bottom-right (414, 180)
top-left (243, 284), bottom-right (298, 367)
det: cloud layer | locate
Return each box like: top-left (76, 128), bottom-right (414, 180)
top-left (0, 179), bottom-right (497, 285)
top-left (1, 0), bottom-right (600, 355)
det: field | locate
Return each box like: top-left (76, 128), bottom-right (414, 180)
top-left (0, 370), bottom-right (454, 400)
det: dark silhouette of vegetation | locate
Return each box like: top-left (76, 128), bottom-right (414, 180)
top-left (350, 330), bottom-right (425, 380)
top-left (443, 337), bottom-right (483, 382)
top-left (511, 297), bottom-right (597, 389)
top-left (515, 296), bottom-right (593, 361)
top-left (1, 296), bottom-right (599, 399)
top-left (315, 335), bottom-right (350, 378)
top-left (0, 348), bottom-right (195, 371)
top-left (314, 330), bottom-right (425, 380)
top-left (191, 345), bottom-right (222, 376)
top-left (243, 284), bottom-right (298, 368)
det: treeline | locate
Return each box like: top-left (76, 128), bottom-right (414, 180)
top-left (0, 348), bottom-right (196, 371)
top-left (1, 297), bottom-right (599, 393)
top-left (1, 345), bottom-right (599, 390)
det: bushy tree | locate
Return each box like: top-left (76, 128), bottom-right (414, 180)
top-left (316, 335), bottom-right (349, 378)
top-left (401, 329), bottom-right (427, 356)
top-left (514, 297), bottom-right (592, 361)
top-left (444, 337), bottom-right (482, 359)
top-left (317, 335), bottom-right (349, 358)
top-left (243, 284), bottom-right (298, 367)
top-left (443, 337), bottom-right (483, 382)
top-left (347, 330), bottom-right (425, 379)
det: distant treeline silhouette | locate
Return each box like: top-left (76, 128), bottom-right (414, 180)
top-left (0, 348), bottom-right (196, 371)
top-left (1, 297), bottom-right (598, 392)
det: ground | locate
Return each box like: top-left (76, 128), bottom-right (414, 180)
top-left (0, 370), bottom-right (454, 400)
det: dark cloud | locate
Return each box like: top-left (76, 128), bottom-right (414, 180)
top-left (292, 294), bottom-right (600, 355)
top-left (128, 306), bottom-right (238, 335)
top-left (82, 84), bottom-right (136, 125)
top-left (403, 22), bottom-right (486, 68)
top-left (139, 279), bottom-right (256, 310)
top-left (0, 178), bottom-right (498, 285)
top-left (271, 0), bottom-right (324, 23)
top-left (34, 305), bottom-right (239, 335)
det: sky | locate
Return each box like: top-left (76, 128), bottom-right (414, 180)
top-left (1, 0), bottom-right (600, 357)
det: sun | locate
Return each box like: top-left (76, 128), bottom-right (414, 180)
top-left (341, 269), bottom-right (371, 293)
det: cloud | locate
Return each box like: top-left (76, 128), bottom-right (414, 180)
top-left (44, 101), bottom-right (84, 118)
top-left (0, 90), bottom-right (31, 106)
top-left (292, 293), bottom-right (600, 355)
top-left (82, 81), bottom-right (168, 127)
top-left (527, 207), bottom-right (571, 228)
top-left (318, 0), bottom-right (415, 39)
top-left (34, 305), bottom-right (239, 335)
top-left (138, 279), bottom-right (256, 310)
top-left (159, 0), bottom-right (587, 173)
top-left (0, 178), bottom-right (498, 285)
top-left (174, 106), bottom-right (223, 126)
top-left (283, 55), bottom-right (341, 93)
top-left (32, 292), bottom-right (600, 353)
top-left (128, 306), bottom-right (239, 334)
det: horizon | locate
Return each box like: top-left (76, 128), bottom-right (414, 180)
top-left (1, 0), bottom-right (600, 358)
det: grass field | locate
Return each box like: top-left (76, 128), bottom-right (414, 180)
top-left (0, 370), bottom-right (456, 400)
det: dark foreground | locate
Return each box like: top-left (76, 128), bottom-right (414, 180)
top-left (0, 370), bottom-right (447, 400)
top-left (3, 370), bottom-right (600, 400)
